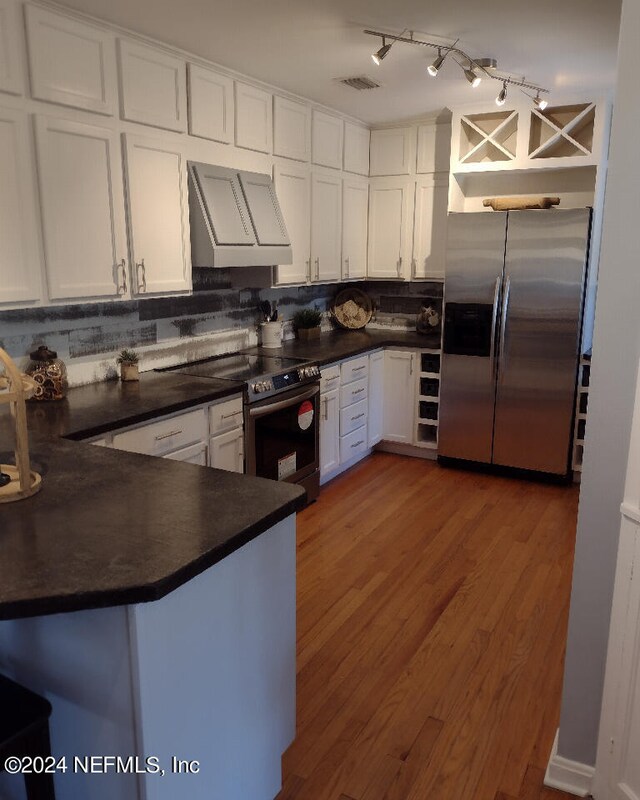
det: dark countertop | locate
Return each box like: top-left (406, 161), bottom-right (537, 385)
top-left (246, 327), bottom-right (442, 366)
top-left (0, 372), bottom-right (304, 621)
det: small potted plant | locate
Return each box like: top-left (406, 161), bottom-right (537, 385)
top-left (117, 349), bottom-right (140, 382)
top-left (293, 308), bottom-right (323, 341)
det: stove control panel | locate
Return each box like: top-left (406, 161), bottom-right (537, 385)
top-left (297, 365), bottom-right (320, 380)
top-left (252, 380), bottom-right (274, 394)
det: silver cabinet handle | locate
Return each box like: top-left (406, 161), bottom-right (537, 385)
top-left (315, 257), bottom-right (320, 281)
top-left (353, 387), bottom-right (365, 395)
top-left (344, 256), bottom-right (350, 279)
top-left (411, 257), bottom-right (417, 278)
top-left (351, 440), bottom-right (364, 448)
top-left (323, 397), bottom-right (328, 421)
top-left (221, 411), bottom-right (243, 419)
top-left (351, 413), bottom-right (365, 422)
top-left (117, 258), bottom-right (127, 295)
top-left (305, 258), bottom-right (311, 281)
top-left (155, 429), bottom-right (183, 441)
top-left (410, 355), bottom-right (413, 377)
top-left (397, 255), bottom-right (403, 277)
top-left (136, 259), bottom-right (146, 293)
top-left (353, 365), bottom-right (366, 373)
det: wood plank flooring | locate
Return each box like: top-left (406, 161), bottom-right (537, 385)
top-left (277, 453), bottom-right (581, 800)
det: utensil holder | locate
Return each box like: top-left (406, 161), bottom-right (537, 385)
top-left (260, 322), bottom-right (283, 349)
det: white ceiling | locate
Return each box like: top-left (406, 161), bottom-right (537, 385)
top-left (57, 0), bottom-right (622, 124)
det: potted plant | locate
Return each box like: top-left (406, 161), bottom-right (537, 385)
top-left (293, 308), bottom-right (323, 341)
top-left (117, 349), bottom-right (140, 382)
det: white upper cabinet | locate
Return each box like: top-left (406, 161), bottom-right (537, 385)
top-left (367, 177), bottom-right (415, 280)
top-left (312, 109), bottom-right (343, 170)
top-left (187, 63), bottom-right (234, 144)
top-left (369, 127), bottom-right (415, 176)
top-left (311, 171), bottom-right (342, 283)
top-left (416, 120), bottom-right (451, 174)
top-left (235, 81), bottom-right (272, 153)
top-left (273, 95), bottom-right (310, 162)
top-left (0, 0), bottom-right (23, 95)
top-left (0, 107), bottom-right (41, 304)
top-left (35, 115), bottom-right (128, 302)
top-left (118, 39), bottom-right (187, 132)
top-left (412, 175), bottom-right (449, 280)
top-left (273, 161), bottom-right (311, 285)
top-left (238, 171), bottom-right (289, 246)
top-left (342, 177), bottom-right (368, 281)
top-left (25, 4), bottom-right (117, 114)
top-left (123, 133), bottom-right (191, 296)
top-left (343, 121), bottom-right (370, 176)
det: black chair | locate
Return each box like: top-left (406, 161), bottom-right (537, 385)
top-left (0, 673), bottom-right (56, 800)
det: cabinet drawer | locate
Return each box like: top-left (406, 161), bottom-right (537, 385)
top-left (340, 398), bottom-right (367, 436)
top-left (340, 426), bottom-right (368, 463)
top-left (209, 395), bottom-right (244, 434)
top-left (164, 441), bottom-right (208, 465)
top-left (340, 355), bottom-right (368, 385)
top-left (340, 377), bottom-right (368, 408)
top-left (321, 364), bottom-right (340, 393)
top-left (112, 408), bottom-right (208, 456)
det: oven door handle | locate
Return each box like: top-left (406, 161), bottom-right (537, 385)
top-left (248, 384), bottom-right (320, 418)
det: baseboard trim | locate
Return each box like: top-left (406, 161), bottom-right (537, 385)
top-left (544, 730), bottom-right (595, 797)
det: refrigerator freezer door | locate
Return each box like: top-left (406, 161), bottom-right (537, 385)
top-left (439, 212), bottom-right (508, 463)
top-left (492, 209), bottom-right (591, 474)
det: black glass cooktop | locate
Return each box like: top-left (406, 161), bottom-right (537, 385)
top-left (162, 354), bottom-right (306, 383)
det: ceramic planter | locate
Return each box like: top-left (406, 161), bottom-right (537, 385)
top-left (297, 327), bottom-right (321, 341)
top-left (120, 363), bottom-right (139, 382)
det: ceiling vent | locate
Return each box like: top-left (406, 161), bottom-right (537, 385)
top-left (339, 75), bottom-right (382, 91)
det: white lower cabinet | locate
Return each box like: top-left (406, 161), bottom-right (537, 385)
top-left (123, 133), bottom-right (191, 296)
top-left (111, 407), bottom-right (208, 457)
top-left (165, 441), bottom-right (208, 465)
top-left (320, 387), bottom-right (340, 480)
top-left (383, 350), bottom-right (416, 443)
top-left (209, 427), bottom-right (244, 473)
top-left (368, 350), bottom-right (384, 447)
top-left (340, 427), bottom-right (368, 463)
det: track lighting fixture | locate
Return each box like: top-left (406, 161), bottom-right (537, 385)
top-left (363, 29), bottom-right (549, 103)
top-left (427, 48), bottom-right (446, 77)
top-left (463, 63), bottom-right (481, 88)
top-left (534, 93), bottom-right (548, 111)
top-left (371, 37), bottom-right (391, 65)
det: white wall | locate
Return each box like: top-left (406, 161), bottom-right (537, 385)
top-left (557, 0), bottom-right (640, 765)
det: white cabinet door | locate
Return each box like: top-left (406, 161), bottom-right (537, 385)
top-left (237, 171), bottom-right (289, 245)
top-left (342, 177), bottom-right (368, 280)
top-left (367, 177), bottom-right (415, 279)
top-left (235, 81), bottom-right (272, 153)
top-left (0, 107), bottom-right (41, 304)
top-left (383, 350), bottom-right (416, 443)
top-left (25, 5), bottom-right (117, 114)
top-left (35, 115), bottom-right (127, 301)
top-left (412, 175), bottom-right (449, 280)
top-left (209, 427), bottom-right (244, 473)
top-left (187, 63), bottom-right (234, 144)
top-left (311, 171), bottom-right (341, 283)
top-left (164, 441), bottom-right (208, 465)
top-left (343, 121), bottom-right (370, 176)
top-left (118, 39), bottom-right (187, 132)
top-left (273, 161), bottom-right (310, 285)
top-left (320, 389), bottom-right (339, 479)
top-left (369, 127), bottom-right (414, 176)
top-left (273, 95), bottom-right (310, 162)
top-left (417, 120), bottom-right (451, 173)
top-left (124, 134), bottom-right (191, 296)
top-left (368, 350), bottom-right (384, 447)
top-left (0, 0), bottom-right (23, 95)
top-left (312, 109), bottom-right (343, 170)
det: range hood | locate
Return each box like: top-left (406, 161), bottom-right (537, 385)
top-left (188, 162), bottom-right (292, 268)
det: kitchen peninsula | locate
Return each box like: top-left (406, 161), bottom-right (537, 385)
top-left (0, 371), bottom-right (305, 800)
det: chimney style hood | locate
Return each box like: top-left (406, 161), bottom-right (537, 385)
top-left (188, 162), bottom-right (292, 268)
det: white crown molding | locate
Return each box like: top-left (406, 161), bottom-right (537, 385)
top-left (544, 730), bottom-right (595, 797)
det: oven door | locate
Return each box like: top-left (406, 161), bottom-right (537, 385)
top-left (245, 383), bottom-right (320, 484)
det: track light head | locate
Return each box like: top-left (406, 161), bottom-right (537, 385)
top-left (534, 93), bottom-right (548, 111)
top-left (372, 38), bottom-right (392, 65)
top-left (463, 63), bottom-right (481, 88)
top-left (496, 82), bottom-right (507, 106)
top-left (427, 49), bottom-right (446, 77)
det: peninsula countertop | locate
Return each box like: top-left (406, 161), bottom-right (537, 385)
top-left (0, 370), bottom-right (305, 621)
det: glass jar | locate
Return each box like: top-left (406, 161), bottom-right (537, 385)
top-left (25, 345), bottom-right (68, 401)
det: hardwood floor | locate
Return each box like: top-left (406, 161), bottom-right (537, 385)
top-left (277, 453), bottom-right (581, 800)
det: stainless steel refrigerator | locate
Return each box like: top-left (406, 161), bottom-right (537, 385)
top-left (438, 208), bottom-right (591, 476)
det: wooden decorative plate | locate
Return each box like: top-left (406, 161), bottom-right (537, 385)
top-left (332, 288), bottom-right (373, 330)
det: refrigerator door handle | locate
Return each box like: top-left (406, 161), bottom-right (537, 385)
top-left (489, 276), bottom-right (501, 380)
top-left (498, 276), bottom-right (511, 380)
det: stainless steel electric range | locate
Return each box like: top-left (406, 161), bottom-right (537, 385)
top-left (162, 353), bottom-right (321, 502)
